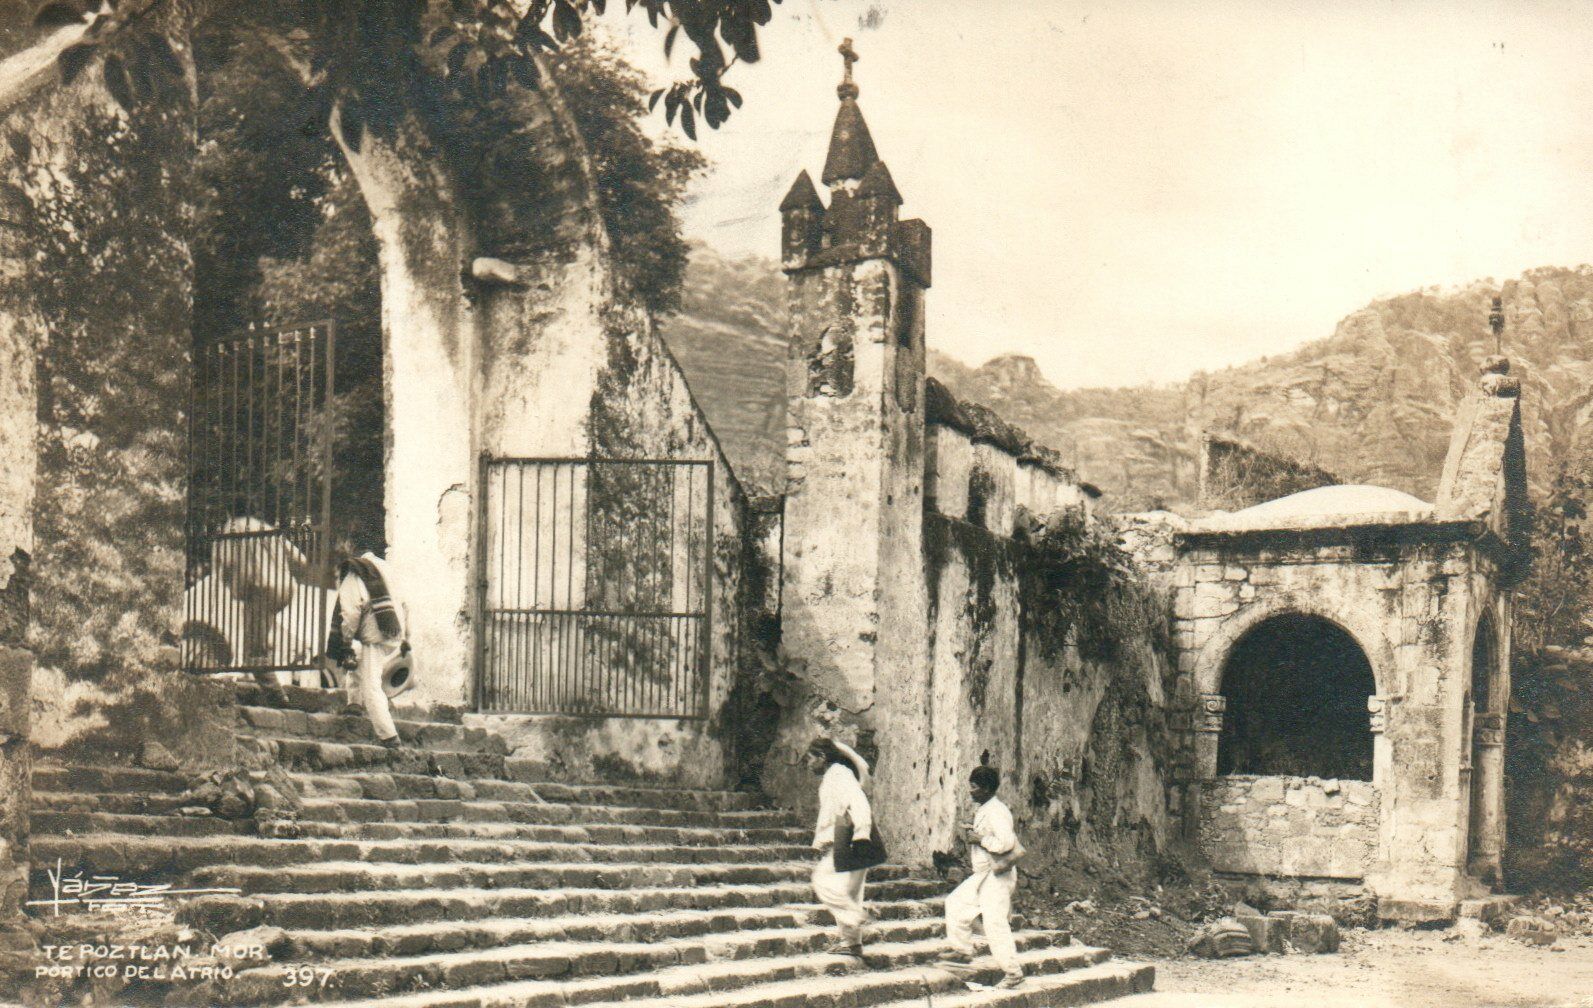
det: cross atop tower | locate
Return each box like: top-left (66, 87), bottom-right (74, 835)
top-left (838, 38), bottom-right (860, 100)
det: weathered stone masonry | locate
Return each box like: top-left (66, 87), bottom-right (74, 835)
top-left (764, 70), bottom-right (1175, 878)
top-left (1168, 355), bottom-right (1527, 919)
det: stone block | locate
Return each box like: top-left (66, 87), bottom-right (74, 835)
top-left (1458, 895), bottom-right (1517, 924)
top-left (1223, 565), bottom-right (1249, 581)
top-left (1505, 916), bottom-right (1558, 946)
top-left (1251, 777), bottom-right (1285, 803)
top-left (1193, 592), bottom-right (1241, 619)
top-left (1378, 896), bottom-right (1458, 925)
top-left (1235, 913), bottom-right (1285, 954)
top-left (1269, 911), bottom-right (1340, 953)
top-left (1187, 918), bottom-right (1255, 958)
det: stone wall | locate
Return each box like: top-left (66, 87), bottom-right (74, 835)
top-left (1197, 433), bottom-right (1338, 512)
top-left (893, 419), bottom-right (1176, 875)
top-left (1201, 775), bottom-right (1378, 879)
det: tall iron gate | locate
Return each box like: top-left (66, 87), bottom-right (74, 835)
top-left (183, 322), bottom-right (335, 674)
top-left (476, 458), bottom-right (714, 718)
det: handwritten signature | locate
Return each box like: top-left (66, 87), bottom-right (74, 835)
top-left (25, 859), bottom-right (242, 917)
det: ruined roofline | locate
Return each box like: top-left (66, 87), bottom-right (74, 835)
top-left (924, 376), bottom-right (1074, 480)
top-left (1199, 430), bottom-right (1340, 484)
top-left (1176, 514), bottom-right (1513, 562)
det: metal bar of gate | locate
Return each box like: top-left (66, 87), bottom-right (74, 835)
top-left (184, 321), bottom-right (336, 676)
top-left (475, 457), bottom-right (713, 719)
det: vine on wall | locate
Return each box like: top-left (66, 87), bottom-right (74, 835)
top-left (1015, 507), bottom-right (1168, 665)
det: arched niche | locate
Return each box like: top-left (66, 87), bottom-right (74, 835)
top-left (1216, 613), bottom-right (1377, 781)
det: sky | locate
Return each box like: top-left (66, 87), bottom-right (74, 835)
top-left (603, 0), bottom-right (1593, 391)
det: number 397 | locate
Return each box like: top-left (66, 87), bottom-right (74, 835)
top-left (283, 966), bottom-right (334, 988)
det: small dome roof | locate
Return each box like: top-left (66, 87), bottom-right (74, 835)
top-left (1232, 484), bottom-right (1432, 521)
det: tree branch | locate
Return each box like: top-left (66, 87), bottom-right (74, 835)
top-left (258, 28), bottom-right (326, 90)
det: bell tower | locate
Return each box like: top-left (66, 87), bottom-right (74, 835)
top-left (775, 40), bottom-right (932, 824)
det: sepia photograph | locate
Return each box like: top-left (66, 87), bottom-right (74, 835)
top-left (0, 1), bottom-right (1588, 1005)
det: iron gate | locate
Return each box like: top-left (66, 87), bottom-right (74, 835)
top-left (476, 458), bottom-right (714, 718)
top-left (183, 321), bottom-right (335, 674)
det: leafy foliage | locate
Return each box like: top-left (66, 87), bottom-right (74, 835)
top-left (39, 0), bottom-right (781, 143)
top-left (1505, 450), bottom-right (1593, 888)
top-left (1015, 508), bottom-right (1164, 665)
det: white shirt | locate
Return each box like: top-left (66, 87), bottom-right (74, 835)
top-left (813, 763), bottom-right (873, 850)
top-left (337, 552), bottom-right (406, 647)
top-left (968, 796), bottom-right (1017, 876)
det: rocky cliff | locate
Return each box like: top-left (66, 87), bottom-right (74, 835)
top-left (661, 245), bottom-right (1593, 509)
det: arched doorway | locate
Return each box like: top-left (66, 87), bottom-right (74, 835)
top-left (1218, 613), bottom-right (1376, 781)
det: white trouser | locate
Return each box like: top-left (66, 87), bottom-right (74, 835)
top-left (812, 852), bottom-right (870, 945)
top-left (946, 869), bottom-right (1019, 973)
top-left (348, 644), bottom-right (398, 741)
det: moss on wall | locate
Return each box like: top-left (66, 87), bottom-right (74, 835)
top-left (1, 48), bottom-right (195, 694)
top-left (924, 506), bottom-right (1178, 882)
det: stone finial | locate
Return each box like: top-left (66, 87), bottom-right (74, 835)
top-left (1489, 295), bottom-right (1504, 353)
top-left (1479, 355), bottom-right (1519, 398)
top-left (837, 37), bottom-right (860, 100)
top-left (822, 39), bottom-right (879, 186)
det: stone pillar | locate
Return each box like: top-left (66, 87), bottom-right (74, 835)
top-left (1195, 693), bottom-right (1225, 779)
top-left (1368, 694), bottom-right (1393, 859)
top-left (1469, 712), bottom-right (1505, 885)
top-left (338, 119), bottom-right (477, 707)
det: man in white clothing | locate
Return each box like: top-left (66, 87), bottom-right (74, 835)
top-left (938, 765), bottom-right (1024, 988)
top-left (324, 541), bottom-right (405, 748)
top-left (806, 738), bottom-right (875, 960)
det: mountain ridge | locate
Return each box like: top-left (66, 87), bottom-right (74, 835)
top-left (658, 245), bottom-right (1593, 509)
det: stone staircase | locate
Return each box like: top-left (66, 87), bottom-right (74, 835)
top-left (27, 683), bottom-right (1153, 1007)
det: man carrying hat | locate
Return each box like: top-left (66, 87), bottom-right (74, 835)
top-left (325, 537), bottom-right (406, 748)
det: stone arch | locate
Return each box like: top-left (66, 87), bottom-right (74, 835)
top-left (1215, 612), bottom-right (1377, 780)
top-left (1470, 607), bottom-right (1499, 716)
top-left (1192, 592), bottom-right (1391, 700)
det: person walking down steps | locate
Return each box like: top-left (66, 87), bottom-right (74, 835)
top-left (807, 737), bottom-right (886, 962)
top-left (938, 764), bottom-right (1026, 990)
top-left (324, 541), bottom-right (407, 749)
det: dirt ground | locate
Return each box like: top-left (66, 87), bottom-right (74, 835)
top-left (1117, 927), bottom-right (1593, 1008)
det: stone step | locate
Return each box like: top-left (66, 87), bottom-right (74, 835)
top-left (32, 763), bottom-right (191, 796)
top-left (293, 795), bottom-right (794, 832)
top-left (294, 938), bottom-right (1104, 1008)
top-left (290, 771), bottom-right (769, 813)
top-left (31, 809), bottom-right (256, 838)
top-left (32, 790), bottom-right (202, 817)
top-left (280, 816), bottom-right (808, 848)
top-left (239, 707), bottom-right (509, 755)
top-left (182, 879), bottom-right (948, 934)
top-left (241, 734), bottom-right (510, 778)
top-left (869, 961), bottom-right (1155, 1008)
top-left (272, 898), bottom-right (949, 961)
top-left (30, 834), bottom-right (828, 888)
top-left (231, 682), bottom-right (468, 724)
top-left (278, 904), bottom-right (959, 964)
top-left (214, 924), bottom-right (1073, 1006)
top-left (188, 859), bottom-right (908, 897)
